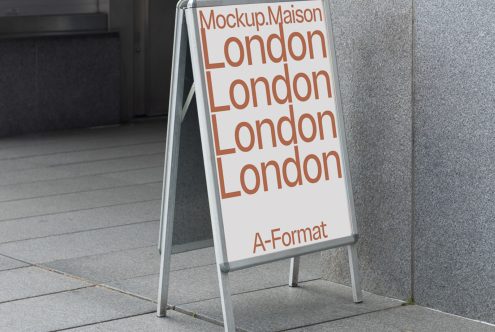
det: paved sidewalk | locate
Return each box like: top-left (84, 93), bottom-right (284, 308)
top-left (0, 120), bottom-right (493, 331)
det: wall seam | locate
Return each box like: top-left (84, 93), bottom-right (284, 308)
top-left (410, 0), bottom-right (416, 301)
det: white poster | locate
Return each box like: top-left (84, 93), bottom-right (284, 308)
top-left (196, 0), bottom-right (353, 263)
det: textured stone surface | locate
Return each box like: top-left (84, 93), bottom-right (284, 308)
top-left (44, 246), bottom-right (215, 283)
top-left (0, 287), bottom-right (154, 331)
top-left (68, 312), bottom-right (222, 332)
top-left (413, 0), bottom-right (495, 324)
top-left (0, 200), bottom-right (159, 244)
top-left (0, 34), bottom-right (121, 137)
top-left (0, 158), bottom-right (40, 172)
top-left (0, 153), bottom-right (163, 186)
top-left (0, 173), bottom-right (126, 203)
top-left (103, 166), bottom-right (163, 185)
top-left (181, 279), bottom-right (402, 331)
top-left (322, 0), bottom-right (413, 300)
top-left (0, 168), bottom-right (162, 203)
top-left (22, 142), bottom-right (164, 167)
top-left (0, 254), bottom-right (27, 271)
top-left (0, 183), bottom-right (161, 222)
top-left (105, 252), bottom-right (322, 303)
top-left (0, 117), bottom-right (211, 250)
top-left (292, 305), bottom-right (495, 332)
top-left (0, 266), bottom-right (90, 303)
top-left (0, 221), bottom-right (158, 263)
top-left (0, 120), bottom-right (164, 159)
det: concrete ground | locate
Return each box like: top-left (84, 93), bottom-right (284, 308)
top-left (0, 119), bottom-right (492, 331)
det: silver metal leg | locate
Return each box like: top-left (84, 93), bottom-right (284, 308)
top-left (347, 244), bottom-right (363, 303)
top-left (217, 265), bottom-right (236, 331)
top-left (289, 256), bottom-right (300, 287)
top-left (157, 8), bottom-right (188, 317)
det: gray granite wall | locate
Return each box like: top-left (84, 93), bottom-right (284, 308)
top-left (322, 0), bottom-right (495, 324)
top-left (413, 0), bottom-right (495, 324)
top-left (0, 34), bottom-right (120, 137)
top-left (321, 0), bottom-right (413, 301)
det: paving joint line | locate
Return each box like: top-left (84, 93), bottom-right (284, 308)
top-left (37, 244), bottom-right (157, 267)
top-left (0, 243), bottom-right (159, 272)
top-left (0, 286), bottom-right (94, 306)
top-left (0, 148), bottom-right (163, 176)
top-left (173, 306), bottom-right (249, 331)
top-left (99, 262), bottom-right (216, 285)
top-left (0, 180), bottom-right (162, 204)
top-left (36, 244), bottom-right (161, 274)
top-left (96, 246), bottom-right (312, 287)
top-left (0, 164), bottom-right (163, 188)
top-left (172, 277), bottom-right (322, 307)
top-left (0, 138), bottom-right (165, 161)
top-left (61, 256), bottom-right (321, 310)
top-left (0, 219), bottom-right (159, 245)
top-left (279, 304), bottom-right (406, 331)
top-left (0, 252), bottom-right (33, 267)
top-left (0, 265), bottom-right (32, 273)
top-left (0, 198), bottom-right (160, 224)
top-left (94, 283), bottom-right (156, 303)
top-left (4, 247), bottom-right (324, 331)
top-left (42, 150), bottom-right (164, 168)
top-left (49, 310), bottom-right (156, 332)
top-left (35, 264), bottom-right (101, 283)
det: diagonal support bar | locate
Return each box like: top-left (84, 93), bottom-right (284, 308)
top-left (157, 7), bottom-right (188, 317)
top-left (181, 84), bottom-right (195, 122)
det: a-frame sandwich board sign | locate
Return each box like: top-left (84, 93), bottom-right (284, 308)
top-left (157, 0), bottom-right (363, 330)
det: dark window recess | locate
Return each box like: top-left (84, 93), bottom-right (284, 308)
top-left (0, 13), bottom-right (108, 38)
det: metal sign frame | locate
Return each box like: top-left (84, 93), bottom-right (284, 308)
top-left (157, 1), bottom-right (362, 330)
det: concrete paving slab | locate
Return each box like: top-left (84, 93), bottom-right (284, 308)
top-left (66, 312), bottom-right (223, 332)
top-left (0, 174), bottom-right (133, 203)
top-left (25, 142), bottom-right (164, 167)
top-left (0, 183), bottom-right (161, 222)
top-left (0, 135), bottom-right (162, 160)
top-left (0, 166), bottom-right (73, 187)
top-left (291, 305), bottom-right (495, 332)
top-left (103, 166), bottom-right (163, 185)
top-left (106, 253), bottom-right (322, 303)
top-left (0, 200), bottom-right (160, 244)
top-left (0, 121), bottom-right (165, 159)
top-left (0, 221), bottom-right (158, 263)
top-left (180, 279), bottom-right (402, 332)
top-left (0, 266), bottom-right (91, 303)
top-left (0, 254), bottom-right (28, 271)
top-left (0, 159), bottom-right (41, 172)
top-left (0, 153), bottom-right (163, 186)
top-left (44, 246), bottom-right (215, 283)
top-left (56, 153), bottom-right (164, 179)
top-left (0, 286), bottom-right (154, 332)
